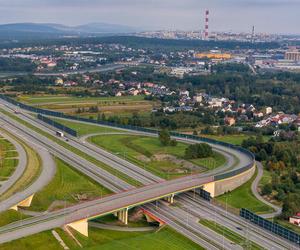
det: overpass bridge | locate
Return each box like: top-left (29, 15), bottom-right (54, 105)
top-left (0, 95), bottom-right (256, 245)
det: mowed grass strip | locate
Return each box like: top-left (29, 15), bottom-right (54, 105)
top-left (0, 137), bottom-right (19, 181)
top-left (199, 219), bottom-right (263, 250)
top-left (0, 129), bottom-right (41, 201)
top-left (0, 226), bottom-right (203, 250)
top-left (30, 158), bottom-right (111, 211)
top-left (216, 169), bottom-right (274, 214)
top-left (0, 228), bottom-right (77, 250)
top-left (0, 210), bottom-right (30, 227)
top-left (0, 109), bottom-right (141, 187)
top-left (51, 118), bottom-right (122, 136)
top-left (89, 134), bottom-right (226, 180)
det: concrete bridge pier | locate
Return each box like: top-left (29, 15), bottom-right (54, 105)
top-left (10, 194), bottom-right (35, 211)
top-left (166, 194), bottom-right (175, 204)
top-left (117, 208), bottom-right (129, 225)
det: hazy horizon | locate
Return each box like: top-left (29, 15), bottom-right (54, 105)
top-left (1, 0), bottom-right (299, 35)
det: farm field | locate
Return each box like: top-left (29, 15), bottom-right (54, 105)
top-left (89, 134), bottom-right (226, 179)
top-left (16, 94), bottom-right (158, 118)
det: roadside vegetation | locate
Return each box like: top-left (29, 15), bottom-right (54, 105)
top-left (199, 219), bottom-right (263, 250)
top-left (216, 169), bottom-right (274, 214)
top-left (0, 226), bottom-right (203, 250)
top-left (0, 210), bottom-right (30, 227)
top-left (0, 128), bottom-right (41, 202)
top-left (89, 134), bottom-right (226, 179)
top-left (30, 158), bottom-right (111, 211)
top-left (51, 118), bottom-right (122, 136)
top-left (0, 135), bottom-right (18, 182)
top-left (0, 109), bottom-right (142, 187)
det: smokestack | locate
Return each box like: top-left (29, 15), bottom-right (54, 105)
top-left (204, 10), bottom-right (209, 40)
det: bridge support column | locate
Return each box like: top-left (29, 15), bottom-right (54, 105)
top-left (202, 182), bottom-right (215, 198)
top-left (66, 218), bottom-right (88, 237)
top-left (10, 194), bottom-right (35, 211)
top-left (166, 194), bottom-right (175, 204)
top-left (117, 208), bottom-right (128, 225)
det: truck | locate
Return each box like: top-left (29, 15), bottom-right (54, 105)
top-left (56, 131), bottom-right (64, 137)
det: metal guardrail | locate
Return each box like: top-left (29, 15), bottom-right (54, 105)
top-left (0, 94), bottom-right (255, 182)
top-left (240, 208), bottom-right (300, 246)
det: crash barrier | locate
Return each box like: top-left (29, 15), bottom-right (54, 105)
top-left (0, 94), bottom-right (255, 182)
top-left (240, 208), bottom-right (300, 246)
top-left (37, 114), bottom-right (77, 137)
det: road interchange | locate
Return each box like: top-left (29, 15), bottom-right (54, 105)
top-left (0, 98), bottom-right (296, 249)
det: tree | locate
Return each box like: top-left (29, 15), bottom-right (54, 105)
top-left (159, 129), bottom-right (171, 146)
top-left (184, 143), bottom-right (213, 159)
top-left (261, 183), bottom-right (272, 196)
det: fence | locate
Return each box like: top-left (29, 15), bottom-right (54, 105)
top-left (0, 94), bottom-right (255, 182)
top-left (240, 208), bottom-right (300, 246)
top-left (37, 114), bottom-right (77, 137)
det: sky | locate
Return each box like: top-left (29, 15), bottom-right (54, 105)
top-left (0, 0), bottom-right (299, 34)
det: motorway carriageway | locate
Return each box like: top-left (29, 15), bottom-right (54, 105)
top-left (0, 102), bottom-right (297, 249)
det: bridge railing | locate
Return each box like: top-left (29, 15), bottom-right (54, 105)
top-left (0, 94), bottom-right (255, 182)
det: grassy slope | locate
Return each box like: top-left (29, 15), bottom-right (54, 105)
top-left (0, 227), bottom-right (203, 250)
top-left (0, 129), bottom-right (41, 202)
top-left (30, 158), bottom-right (111, 211)
top-left (89, 134), bottom-right (226, 179)
top-left (217, 169), bottom-right (274, 214)
top-left (199, 219), bottom-right (263, 250)
top-left (51, 118), bottom-right (122, 136)
top-left (0, 210), bottom-right (30, 227)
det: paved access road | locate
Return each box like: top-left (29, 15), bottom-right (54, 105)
top-left (251, 161), bottom-right (282, 218)
top-left (0, 100), bottom-right (296, 249)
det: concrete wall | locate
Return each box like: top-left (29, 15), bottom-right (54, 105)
top-left (213, 164), bottom-right (256, 197)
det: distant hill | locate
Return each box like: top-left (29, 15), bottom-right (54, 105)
top-left (0, 22), bottom-right (140, 40)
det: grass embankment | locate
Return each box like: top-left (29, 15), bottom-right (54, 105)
top-left (0, 109), bottom-right (141, 187)
top-left (89, 134), bottom-right (226, 180)
top-left (0, 227), bottom-right (203, 250)
top-left (216, 169), bottom-right (274, 214)
top-left (30, 158), bottom-right (111, 211)
top-left (199, 219), bottom-right (263, 250)
top-left (0, 136), bottom-right (18, 181)
top-left (0, 210), bottom-right (30, 227)
top-left (0, 129), bottom-right (41, 201)
top-left (51, 118), bottom-right (122, 136)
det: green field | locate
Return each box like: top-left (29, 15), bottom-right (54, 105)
top-left (216, 169), bottom-right (274, 214)
top-left (0, 210), bottom-right (30, 227)
top-left (30, 158), bottom-right (111, 211)
top-left (1, 109), bottom-right (141, 187)
top-left (89, 134), bottom-right (226, 179)
top-left (0, 137), bottom-right (18, 181)
top-left (201, 134), bottom-right (270, 146)
top-left (0, 227), bottom-right (203, 250)
top-left (17, 95), bottom-right (146, 105)
top-left (199, 219), bottom-right (263, 250)
top-left (51, 118), bottom-right (122, 136)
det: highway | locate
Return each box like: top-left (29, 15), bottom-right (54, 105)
top-left (0, 102), bottom-right (249, 249)
top-left (0, 100), bottom-right (297, 249)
